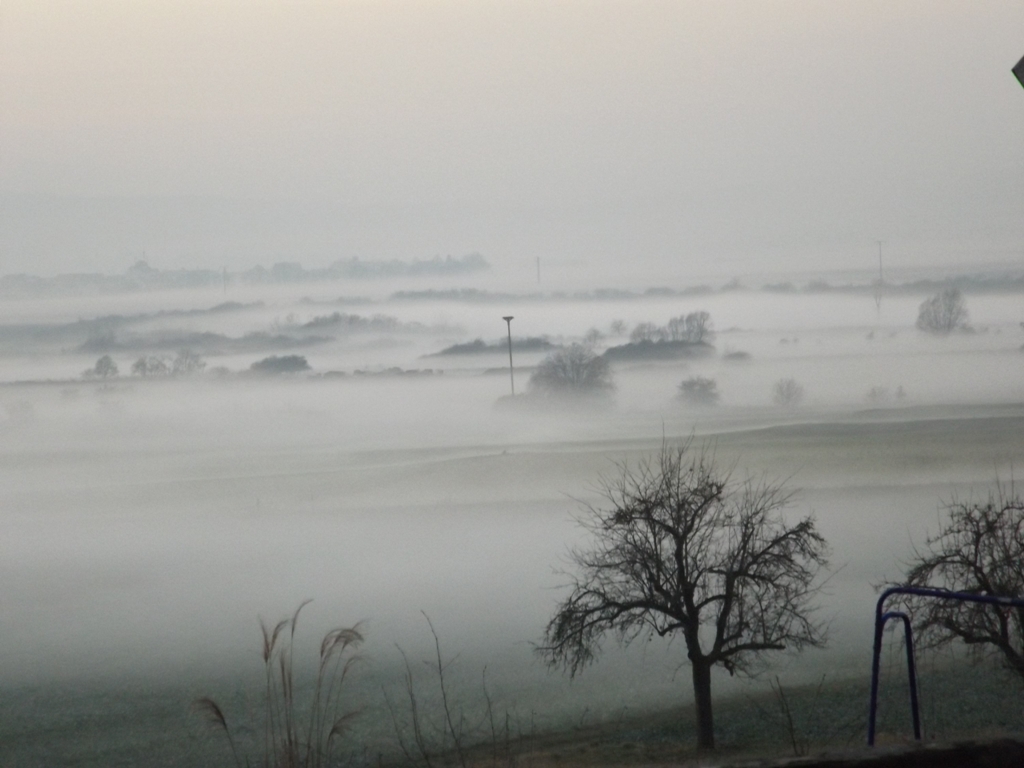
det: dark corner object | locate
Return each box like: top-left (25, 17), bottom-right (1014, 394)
top-left (1014, 54), bottom-right (1024, 89)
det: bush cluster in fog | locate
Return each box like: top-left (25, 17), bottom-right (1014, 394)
top-left (131, 355), bottom-right (170, 377)
top-left (722, 350), bottom-right (751, 362)
top-left (250, 354), bottom-right (311, 375)
top-left (916, 288), bottom-right (970, 335)
top-left (300, 311), bottom-right (457, 335)
top-left (432, 337), bottom-right (555, 356)
top-left (678, 376), bottom-right (720, 406)
top-left (528, 344), bottom-right (614, 398)
top-left (126, 349), bottom-right (207, 378)
top-left (628, 311), bottom-right (714, 345)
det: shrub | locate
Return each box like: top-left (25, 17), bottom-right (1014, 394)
top-left (678, 376), bottom-right (720, 406)
top-left (251, 355), bottom-right (311, 374)
top-left (916, 288), bottom-right (969, 334)
top-left (773, 378), bottom-right (804, 407)
top-left (723, 350), bottom-right (751, 362)
top-left (529, 344), bottom-right (614, 397)
top-left (865, 386), bottom-right (890, 405)
top-left (84, 354), bottom-right (118, 379)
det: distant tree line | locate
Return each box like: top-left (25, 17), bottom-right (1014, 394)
top-left (628, 312), bottom-right (714, 344)
top-left (0, 254), bottom-right (490, 298)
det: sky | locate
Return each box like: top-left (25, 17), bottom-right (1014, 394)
top-left (0, 1), bottom-right (1022, 278)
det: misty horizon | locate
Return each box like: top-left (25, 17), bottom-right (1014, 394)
top-left (2, 2), bottom-right (1024, 765)
top-left (2, 3), bottom-right (1023, 279)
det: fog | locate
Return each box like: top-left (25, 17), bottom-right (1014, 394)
top-left (1, 278), bottom-right (1022, 679)
top-left (2, 2), bottom-right (1023, 276)
top-left (0, 268), bottom-right (1021, 763)
top-left (2, 1), bottom-right (1024, 762)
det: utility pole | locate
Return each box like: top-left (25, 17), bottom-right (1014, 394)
top-left (502, 316), bottom-right (515, 396)
top-left (873, 241), bottom-right (884, 313)
top-left (536, 257), bottom-right (540, 285)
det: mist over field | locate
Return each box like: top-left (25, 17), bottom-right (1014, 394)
top-left (0, 261), bottom-right (1022, 764)
top-left (2, 1), bottom-right (1024, 764)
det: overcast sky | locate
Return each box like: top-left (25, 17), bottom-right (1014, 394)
top-left (1, 1), bottom-right (1022, 279)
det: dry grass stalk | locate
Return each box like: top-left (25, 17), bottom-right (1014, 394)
top-left (383, 614), bottom-right (523, 768)
top-left (197, 600), bottom-right (364, 768)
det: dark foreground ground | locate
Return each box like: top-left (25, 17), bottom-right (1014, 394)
top-left (721, 741), bottom-right (1024, 768)
top-left (1, 634), bottom-right (1022, 767)
top-left (432, 660), bottom-right (1024, 768)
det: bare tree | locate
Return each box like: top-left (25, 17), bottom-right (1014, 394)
top-left (84, 355), bottom-right (118, 379)
top-left (664, 313), bottom-right (714, 343)
top-left (131, 356), bottom-right (170, 377)
top-left (538, 442), bottom-right (829, 750)
top-left (665, 316), bottom-right (688, 342)
top-left (685, 311), bottom-right (714, 343)
top-left (172, 349), bottom-right (206, 376)
top-left (896, 486), bottom-right (1024, 679)
top-left (629, 322), bottom-right (664, 344)
top-left (772, 378), bottom-right (804, 407)
top-left (529, 344), bottom-right (613, 397)
top-left (916, 288), bottom-right (969, 334)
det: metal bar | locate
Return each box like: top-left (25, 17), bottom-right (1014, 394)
top-left (900, 613), bottom-right (922, 741)
top-left (869, 611), bottom-right (921, 745)
top-left (867, 586), bottom-right (1024, 745)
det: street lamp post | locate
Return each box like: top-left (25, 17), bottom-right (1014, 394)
top-left (502, 316), bottom-right (515, 396)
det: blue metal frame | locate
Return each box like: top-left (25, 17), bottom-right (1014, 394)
top-left (868, 586), bottom-right (1024, 746)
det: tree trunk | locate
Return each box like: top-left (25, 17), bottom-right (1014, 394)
top-left (691, 659), bottom-right (714, 749)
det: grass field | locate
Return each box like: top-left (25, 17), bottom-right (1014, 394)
top-left (2, 405), bottom-right (1023, 766)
